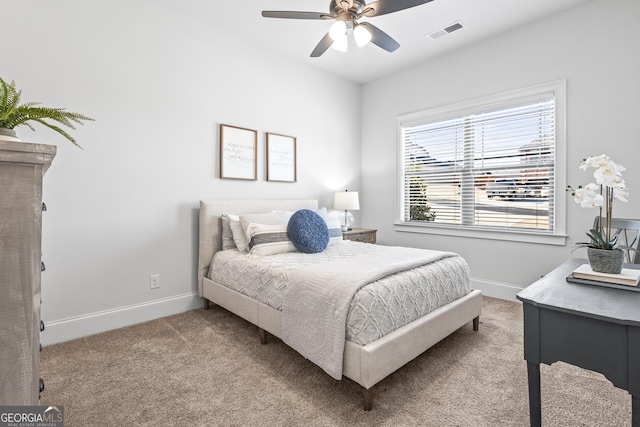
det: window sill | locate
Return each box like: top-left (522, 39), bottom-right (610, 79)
top-left (394, 222), bottom-right (567, 246)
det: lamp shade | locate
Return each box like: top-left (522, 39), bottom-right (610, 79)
top-left (334, 191), bottom-right (360, 210)
top-left (354, 24), bottom-right (372, 47)
top-left (331, 34), bottom-right (348, 53)
top-left (329, 20), bottom-right (347, 41)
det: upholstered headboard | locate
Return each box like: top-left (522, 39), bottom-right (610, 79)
top-left (197, 199), bottom-right (318, 296)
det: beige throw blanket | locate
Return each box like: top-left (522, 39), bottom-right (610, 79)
top-left (282, 244), bottom-right (455, 380)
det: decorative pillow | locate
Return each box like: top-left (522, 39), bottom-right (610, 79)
top-left (224, 211), bottom-right (291, 252)
top-left (316, 207), bottom-right (344, 246)
top-left (239, 212), bottom-right (293, 243)
top-left (287, 209), bottom-right (329, 254)
top-left (245, 223), bottom-right (296, 256)
top-left (225, 214), bottom-right (248, 251)
top-left (325, 217), bottom-right (344, 246)
top-left (220, 214), bottom-right (237, 250)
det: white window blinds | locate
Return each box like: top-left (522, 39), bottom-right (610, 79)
top-left (400, 92), bottom-right (556, 233)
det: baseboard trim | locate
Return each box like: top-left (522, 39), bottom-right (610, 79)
top-left (41, 292), bottom-right (203, 346)
top-left (42, 280), bottom-right (520, 346)
top-left (471, 277), bottom-right (523, 302)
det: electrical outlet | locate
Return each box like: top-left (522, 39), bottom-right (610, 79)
top-left (150, 274), bottom-right (160, 290)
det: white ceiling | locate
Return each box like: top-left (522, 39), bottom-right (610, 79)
top-left (152, 0), bottom-right (593, 84)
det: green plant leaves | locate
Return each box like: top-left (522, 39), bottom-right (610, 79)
top-left (0, 77), bottom-right (94, 147)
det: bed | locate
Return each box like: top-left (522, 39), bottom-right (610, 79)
top-left (197, 199), bottom-right (482, 410)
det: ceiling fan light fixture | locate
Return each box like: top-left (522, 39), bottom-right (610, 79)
top-left (353, 24), bottom-right (372, 47)
top-left (329, 20), bottom-right (347, 40)
top-left (262, 0), bottom-right (435, 57)
top-left (331, 34), bottom-right (348, 52)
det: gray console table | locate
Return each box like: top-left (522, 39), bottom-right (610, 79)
top-left (517, 258), bottom-right (640, 427)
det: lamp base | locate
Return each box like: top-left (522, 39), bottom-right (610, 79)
top-left (341, 210), bottom-right (354, 232)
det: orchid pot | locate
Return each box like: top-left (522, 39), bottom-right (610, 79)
top-left (587, 247), bottom-right (624, 274)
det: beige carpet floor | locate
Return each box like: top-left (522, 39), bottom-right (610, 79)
top-left (40, 297), bottom-right (632, 426)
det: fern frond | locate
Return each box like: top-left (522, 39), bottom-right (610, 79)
top-left (31, 118), bottom-right (81, 148)
top-left (0, 77), bottom-right (94, 147)
top-left (0, 79), bottom-right (20, 112)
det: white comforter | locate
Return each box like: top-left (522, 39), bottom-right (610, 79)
top-left (207, 241), bottom-right (470, 377)
top-left (284, 244), bottom-right (459, 379)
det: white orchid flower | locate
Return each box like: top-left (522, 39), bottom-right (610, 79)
top-left (573, 184), bottom-right (601, 206)
top-left (580, 193), bottom-right (604, 208)
top-left (593, 160), bottom-right (625, 186)
top-left (579, 159), bottom-right (590, 171)
top-left (580, 154), bottom-right (608, 171)
top-left (614, 187), bottom-right (629, 202)
top-left (612, 160), bottom-right (626, 172)
top-left (595, 155), bottom-right (612, 168)
top-left (610, 177), bottom-right (627, 194)
top-left (593, 161), bottom-right (624, 184)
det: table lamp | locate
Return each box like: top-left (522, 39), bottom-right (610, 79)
top-left (334, 190), bottom-right (359, 231)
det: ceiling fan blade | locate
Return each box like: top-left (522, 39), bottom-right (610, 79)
top-left (360, 0), bottom-right (434, 17)
top-left (310, 32), bottom-right (334, 57)
top-left (262, 11), bottom-right (332, 20)
top-left (359, 22), bottom-right (400, 52)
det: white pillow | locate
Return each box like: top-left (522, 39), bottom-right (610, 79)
top-left (220, 214), bottom-right (237, 250)
top-left (317, 207), bottom-right (344, 246)
top-left (245, 223), bottom-right (296, 256)
top-left (224, 214), bottom-right (248, 251)
top-left (238, 211), bottom-right (293, 249)
top-left (325, 217), bottom-right (344, 246)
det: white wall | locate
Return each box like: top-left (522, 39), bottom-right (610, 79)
top-left (2, 1), bottom-right (360, 344)
top-left (6, 0), bottom-right (638, 344)
top-left (361, 0), bottom-right (640, 300)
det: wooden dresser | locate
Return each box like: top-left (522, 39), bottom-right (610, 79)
top-left (342, 228), bottom-right (377, 244)
top-left (0, 140), bottom-right (56, 405)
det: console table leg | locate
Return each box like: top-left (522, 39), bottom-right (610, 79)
top-left (633, 395), bottom-right (640, 427)
top-left (527, 362), bottom-right (542, 427)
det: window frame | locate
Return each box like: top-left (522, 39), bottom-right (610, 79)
top-left (395, 80), bottom-right (567, 246)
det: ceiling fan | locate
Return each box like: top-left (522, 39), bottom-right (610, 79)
top-left (262, 0), bottom-right (434, 57)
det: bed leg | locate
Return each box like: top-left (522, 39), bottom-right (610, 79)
top-left (203, 299), bottom-right (210, 310)
top-left (363, 387), bottom-right (373, 411)
top-left (473, 316), bottom-right (480, 331)
top-left (259, 328), bottom-right (267, 345)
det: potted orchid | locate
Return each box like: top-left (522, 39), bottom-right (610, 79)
top-left (567, 154), bottom-right (630, 274)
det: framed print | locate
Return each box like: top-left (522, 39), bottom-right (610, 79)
top-left (220, 124), bottom-right (257, 180)
top-left (266, 132), bottom-right (297, 182)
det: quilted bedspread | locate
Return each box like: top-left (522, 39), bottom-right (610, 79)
top-left (283, 244), bottom-right (459, 379)
top-left (207, 241), bottom-right (470, 377)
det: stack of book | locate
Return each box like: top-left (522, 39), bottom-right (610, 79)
top-left (567, 263), bottom-right (640, 292)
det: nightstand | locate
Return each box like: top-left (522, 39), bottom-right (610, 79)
top-left (342, 228), bottom-right (377, 244)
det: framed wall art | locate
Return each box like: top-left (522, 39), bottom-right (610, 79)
top-left (266, 132), bottom-right (297, 182)
top-left (219, 124), bottom-right (257, 180)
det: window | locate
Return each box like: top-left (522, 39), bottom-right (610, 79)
top-left (396, 81), bottom-right (566, 245)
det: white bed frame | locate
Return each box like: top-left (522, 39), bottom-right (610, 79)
top-left (198, 199), bottom-right (482, 410)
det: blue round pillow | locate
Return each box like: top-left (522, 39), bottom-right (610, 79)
top-left (287, 209), bottom-right (329, 254)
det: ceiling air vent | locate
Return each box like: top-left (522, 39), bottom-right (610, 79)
top-left (428, 21), bottom-right (465, 40)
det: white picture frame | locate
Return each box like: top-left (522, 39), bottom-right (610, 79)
top-left (266, 132), bottom-right (296, 183)
top-left (220, 124), bottom-right (257, 181)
